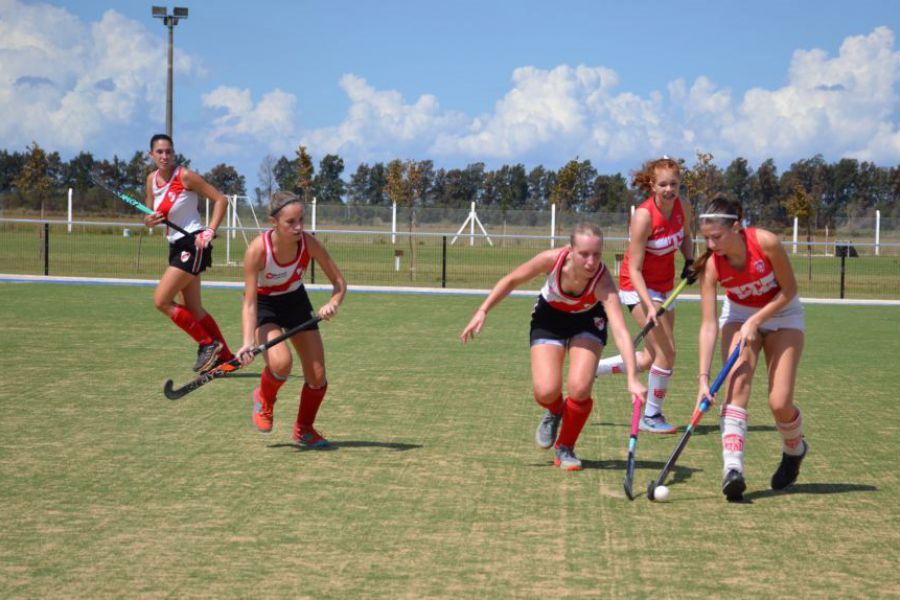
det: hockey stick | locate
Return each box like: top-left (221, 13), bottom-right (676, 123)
top-left (623, 393), bottom-right (643, 500)
top-left (163, 313), bottom-right (323, 400)
top-left (89, 170), bottom-right (194, 238)
top-left (646, 340), bottom-right (742, 500)
top-left (633, 278), bottom-right (689, 347)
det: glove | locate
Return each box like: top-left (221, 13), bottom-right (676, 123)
top-left (681, 258), bottom-right (697, 284)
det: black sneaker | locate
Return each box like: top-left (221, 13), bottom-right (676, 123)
top-left (193, 340), bottom-right (223, 373)
top-left (535, 409), bottom-right (562, 449)
top-left (771, 440), bottom-right (808, 490)
top-left (722, 469), bottom-right (746, 502)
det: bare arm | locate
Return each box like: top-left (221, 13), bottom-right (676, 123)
top-left (143, 172), bottom-right (165, 227)
top-left (459, 249), bottom-right (560, 343)
top-left (236, 237), bottom-right (265, 365)
top-left (305, 233), bottom-right (347, 320)
top-left (182, 168), bottom-right (228, 241)
top-left (696, 258), bottom-right (720, 405)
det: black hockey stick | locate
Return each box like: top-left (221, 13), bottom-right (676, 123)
top-left (646, 341), bottom-right (742, 501)
top-left (163, 313), bottom-right (323, 400)
top-left (90, 170), bottom-right (195, 238)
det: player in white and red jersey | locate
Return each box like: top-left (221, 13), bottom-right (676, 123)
top-left (595, 157), bottom-right (695, 434)
top-left (461, 223), bottom-right (646, 471)
top-left (142, 134), bottom-right (235, 374)
top-left (694, 196), bottom-right (807, 502)
top-left (236, 191), bottom-right (347, 448)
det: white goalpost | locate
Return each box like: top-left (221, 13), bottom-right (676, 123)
top-left (451, 201), bottom-right (493, 246)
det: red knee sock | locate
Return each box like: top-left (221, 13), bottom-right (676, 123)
top-left (170, 304), bottom-right (213, 345)
top-left (555, 397), bottom-right (593, 448)
top-left (537, 394), bottom-right (564, 415)
top-left (297, 382), bottom-right (328, 428)
top-left (259, 367), bottom-right (287, 404)
top-left (199, 313), bottom-right (233, 358)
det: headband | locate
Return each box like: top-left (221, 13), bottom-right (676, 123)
top-left (699, 213), bottom-right (739, 220)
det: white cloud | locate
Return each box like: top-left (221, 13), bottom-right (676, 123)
top-left (721, 26), bottom-right (900, 161)
top-left (201, 86), bottom-right (298, 156)
top-left (302, 74), bottom-right (468, 161)
top-left (300, 27), bottom-right (900, 170)
top-left (0, 0), bottom-right (203, 152)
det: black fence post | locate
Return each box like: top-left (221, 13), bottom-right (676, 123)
top-left (441, 235), bottom-right (447, 288)
top-left (839, 251), bottom-right (846, 299)
top-left (43, 222), bottom-right (49, 276)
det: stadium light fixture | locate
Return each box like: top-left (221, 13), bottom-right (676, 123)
top-left (151, 6), bottom-right (190, 138)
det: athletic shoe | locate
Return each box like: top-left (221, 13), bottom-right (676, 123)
top-left (535, 409), bottom-right (562, 449)
top-left (252, 388), bottom-right (274, 433)
top-left (293, 424), bottom-right (330, 448)
top-left (722, 469), bottom-right (747, 502)
top-left (193, 340), bottom-right (223, 373)
top-left (639, 413), bottom-right (677, 434)
top-left (771, 440), bottom-right (808, 490)
top-left (554, 445), bottom-right (583, 471)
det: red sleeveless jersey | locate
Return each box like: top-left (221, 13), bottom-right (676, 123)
top-left (714, 228), bottom-right (779, 307)
top-left (257, 230), bottom-right (311, 296)
top-left (539, 248), bottom-right (607, 313)
top-left (620, 197), bottom-right (685, 293)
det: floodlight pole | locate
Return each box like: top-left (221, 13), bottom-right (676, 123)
top-left (152, 6), bottom-right (189, 138)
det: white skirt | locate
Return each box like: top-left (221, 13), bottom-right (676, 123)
top-left (719, 295), bottom-right (805, 332)
top-left (619, 287), bottom-right (679, 309)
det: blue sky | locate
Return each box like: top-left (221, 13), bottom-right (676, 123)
top-left (2, 0), bottom-right (899, 194)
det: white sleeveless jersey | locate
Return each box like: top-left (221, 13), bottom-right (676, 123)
top-left (257, 229), bottom-right (311, 296)
top-left (151, 166), bottom-right (203, 242)
top-left (539, 248), bottom-right (607, 313)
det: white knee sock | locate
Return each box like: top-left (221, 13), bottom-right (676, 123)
top-left (776, 408), bottom-right (805, 456)
top-left (646, 365), bottom-right (672, 417)
top-left (596, 355), bottom-right (625, 376)
top-left (721, 404), bottom-right (748, 474)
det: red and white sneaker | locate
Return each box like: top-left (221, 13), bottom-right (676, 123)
top-left (293, 424), bottom-right (330, 448)
top-left (252, 388), bottom-right (274, 433)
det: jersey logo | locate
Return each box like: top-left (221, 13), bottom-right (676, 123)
top-left (180, 251), bottom-right (191, 263)
top-left (265, 271), bottom-right (288, 280)
top-left (754, 259), bottom-right (766, 273)
top-left (593, 316), bottom-right (606, 331)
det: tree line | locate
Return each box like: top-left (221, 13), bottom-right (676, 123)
top-left (2, 141), bottom-right (899, 230)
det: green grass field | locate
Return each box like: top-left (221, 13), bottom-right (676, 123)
top-left (1, 283), bottom-right (898, 598)
top-left (2, 221), bottom-right (900, 299)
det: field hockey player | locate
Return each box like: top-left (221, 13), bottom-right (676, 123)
top-left (143, 133), bottom-right (236, 374)
top-left (594, 157), bottom-right (695, 434)
top-left (236, 191), bottom-right (347, 448)
top-left (460, 222), bottom-right (646, 471)
top-left (694, 196), bottom-right (808, 502)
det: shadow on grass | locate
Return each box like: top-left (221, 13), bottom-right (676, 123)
top-left (527, 458), bottom-right (701, 482)
top-left (593, 421), bottom-right (776, 435)
top-left (268, 440), bottom-right (422, 452)
top-left (743, 482), bottom-right (877, 502)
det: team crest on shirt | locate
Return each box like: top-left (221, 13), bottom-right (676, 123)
top-left (593, 316), bottom-right (606, 331)
top-left (754, 259), bottom-right (766, 273)
top-left (180, 251), bottom-right (191, 263)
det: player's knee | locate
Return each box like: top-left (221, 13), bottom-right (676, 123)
top-left (154, 298), bottom-right (173, 313)
top-left (769, 394), bottom-right (795, 418)
top-left (533, 389), bottom-right (559, 407)
top-left (567, 382), bottom-right (593, 401)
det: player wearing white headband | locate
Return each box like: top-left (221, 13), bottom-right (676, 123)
top-left (694, 196), bottom-right (808, 502)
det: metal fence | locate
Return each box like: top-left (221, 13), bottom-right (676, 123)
top-left (1, 218), bottom-right (899, 299)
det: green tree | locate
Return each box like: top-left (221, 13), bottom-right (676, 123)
top-left (314, 154), bottom-right (345, 204)
top-left (203, 164), bottom-right (246, 196)
top-left (783, 181), bottom-right (816, 281)
top-left (550, 159), bottom-right (580, 212)
top-left (273, 155), bottom-right (296, 194)
top-left (16, 142), bottom-right (54, 216)
top-left (682, 151), bottom-right (724, 217)
top-left (295, 145), bottom-right (314, 202)
top-left (751, 159), bottom-right (782, 226)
